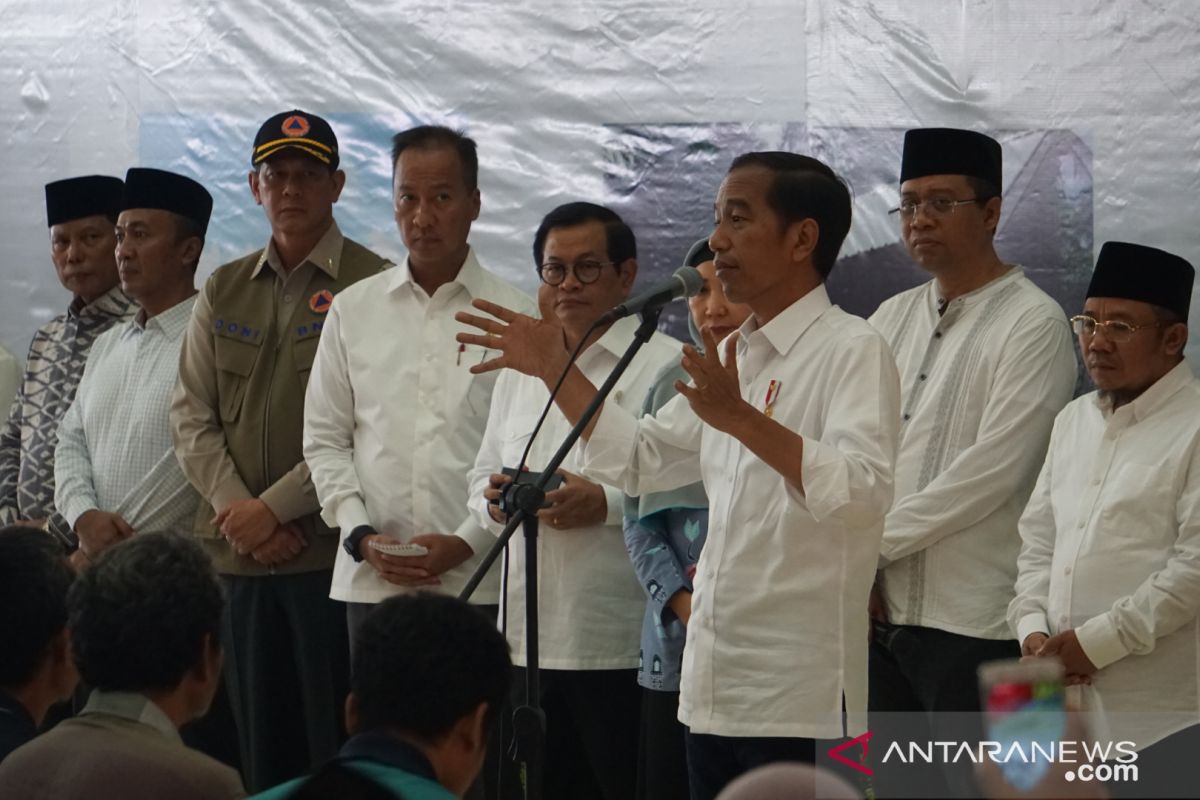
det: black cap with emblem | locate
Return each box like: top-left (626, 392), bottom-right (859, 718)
top-left (252, 110), bottom-right (340, 170)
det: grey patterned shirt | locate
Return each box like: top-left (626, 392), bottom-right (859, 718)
top-left (0, 286), bottom-right (135, 533)
top-left (54, 296), bottom-right (200, 536)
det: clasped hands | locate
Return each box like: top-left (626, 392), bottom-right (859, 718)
top-left (1021, 630), bottom-right (1097, 686)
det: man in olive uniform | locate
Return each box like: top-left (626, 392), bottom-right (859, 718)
top-left (172, 109), bottom-right (391, 791)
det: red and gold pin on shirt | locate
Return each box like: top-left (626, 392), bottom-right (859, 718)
top-left (763, 379), bottom-right (781, 418)
top-left (309, 289), bottom-right (334, 314)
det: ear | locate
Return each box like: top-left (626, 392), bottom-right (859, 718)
top-left (457, 701), bottom-right (489, 755)
top-left (617, 258), bottom-right (638, 294)
top-left (981, 196), bottom-right (1003, 236)
top-left (331, 170), bottom-right (347, 203)
top-left (179, 236), bottom-right (204, 270)
top-left (248, 170), bottom-right (263, 206)
top-left (470, 187), bottom-right (481, 221)
top-left (345, 693), bottom-right (360, 736)
top-left (48, 628), bottom-right (78, 694)
top-left (788, 218), bottom-right (820, 266)
top-left (199, 632), bottom-right (223, 682)
top-left (1164, 322), bottom-right (1189, 357)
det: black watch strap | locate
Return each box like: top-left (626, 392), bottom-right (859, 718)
top-left (343, 525), bottom-right (377, 563)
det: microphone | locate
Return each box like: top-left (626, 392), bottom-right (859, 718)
top-left (595, 266), bottom-right (704, 324)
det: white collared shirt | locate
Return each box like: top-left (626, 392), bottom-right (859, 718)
top-left (304, 249), bottom-right (535, 604)
top-left (1010, 361), bottom-right (1200, 749)
top-left (54, 296), bottom-right (200, 535)
top-left (869, 269), bottom-right (1077, 639)
top-left (467, 316), bottom-right (681, 669)
top-left (579, 285), bottom-right (900, 738)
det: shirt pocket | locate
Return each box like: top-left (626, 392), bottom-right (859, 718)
top-left (446, 345), bottom-right (495, 419)
top-left (292, 330), bottom-right (323, 393)
top-left (1100, 463), bottom-right (1177, 550)
top-left (499, 411), bottom-right (542, 468)
top-left (214, 335), bottom-right (260, 423)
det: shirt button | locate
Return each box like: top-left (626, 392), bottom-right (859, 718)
top-left (919, 374), bottom-right (927, 381)
top-left (284, 294), bottom-right (294, 304)
top-left (1064, 566), bottom-right (1073, 576)
top-left (934, 332), bottom-right (942, 339)
top-left (903, 413), bottom-right (911, 421)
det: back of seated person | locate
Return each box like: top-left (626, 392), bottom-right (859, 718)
top-left (715, 763), bottom-right (859, 800)
top-left (0, 532), bottom-right (245, 799)
top-left (0, 526), bottom-right (77, 762)
top-left (251, 592), bottom-right (512, 800)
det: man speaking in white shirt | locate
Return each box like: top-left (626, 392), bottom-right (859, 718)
top-left (456, 153), bottom-right (901, 799)
top-left (303, 125), bottom-right (533, 641)
top-left (866, 128), bottom-right (1077, 793)
top-left (1011, 241), bottom-right (1200, 798)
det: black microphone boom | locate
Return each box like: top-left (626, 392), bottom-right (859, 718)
top-left (595, 266), bottom-right (704, 325)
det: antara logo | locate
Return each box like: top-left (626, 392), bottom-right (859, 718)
top-left (827, 731), bottom-right (873, 776)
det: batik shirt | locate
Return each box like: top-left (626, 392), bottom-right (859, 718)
top-left (0, 286), bottom-right (135, 535)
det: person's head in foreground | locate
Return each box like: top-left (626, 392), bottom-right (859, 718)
top-left (715, 762), bottom-right (859, 800)
top-left (0, 527), bottom-right (77, 757)
top-left (351, 593), bottom-right (511, 796)
top-left (70, 532), bottom-right (225, 721)
top-left (1074, 240), bottom-right (1193, 410)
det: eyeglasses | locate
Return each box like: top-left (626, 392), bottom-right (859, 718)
top-left (538, 259), bottom-right (613, 286)
top-left (888, 197), bottom-right (980, 220)
top-left (1070, 315), bottom-right (1164, 343)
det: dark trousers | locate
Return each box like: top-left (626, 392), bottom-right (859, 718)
top-left (500, 667), bottom-right (640, 800)
top-left (222, 571), bottom-right (349, 793)
top-left (637, 688), bottom-right (690, 800)
top-left (869, 622), bottom-right (1018, 798)
top-left (684, 730), bottom-right (816, 800)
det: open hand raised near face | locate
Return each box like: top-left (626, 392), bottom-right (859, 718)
top-left (675, 328), bottom-right (753, 435)
top-left (455, 299), bottom-right (568, 383)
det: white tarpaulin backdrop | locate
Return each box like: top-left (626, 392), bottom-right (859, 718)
top-left (1, 1), bottom-right (1197, 367)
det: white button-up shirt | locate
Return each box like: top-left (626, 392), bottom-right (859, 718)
top-left (1010, 361), bottom-right (1200, 749)
top-left (304, 249), bottom-right (534, 604)
top-left (54, 297), bottom-right (200, 535)
top-left (468, 316), bottom-right (681, 669)
top-left (580, 285), bottom-right (900, 738)
top-left (870, 269), bottom-right (1076, 639)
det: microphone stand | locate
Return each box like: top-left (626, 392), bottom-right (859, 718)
top-left (459, 305), bottom-right (666, 800)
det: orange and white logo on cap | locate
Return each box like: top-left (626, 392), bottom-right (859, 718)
top-left (282, 115), bottom-right (311, 138)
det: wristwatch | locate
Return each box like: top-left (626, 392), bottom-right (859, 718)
top-left (343, 525), bottom-right (377, 563)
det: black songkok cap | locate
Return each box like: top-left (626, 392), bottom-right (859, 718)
top-left (45, 175), bottom-right (124, 227)
top-left (122, 168), bottom-right (214, 235)
top-left (251, 110), bottom-right (339, 170)
top-left (900, 128), bottom-right (1003, 189)
top-left (1087, 241), bottom-right (1195, 322)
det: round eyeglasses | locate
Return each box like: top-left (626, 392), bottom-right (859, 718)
top-left (538, 259), bottom-right (613, 286)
